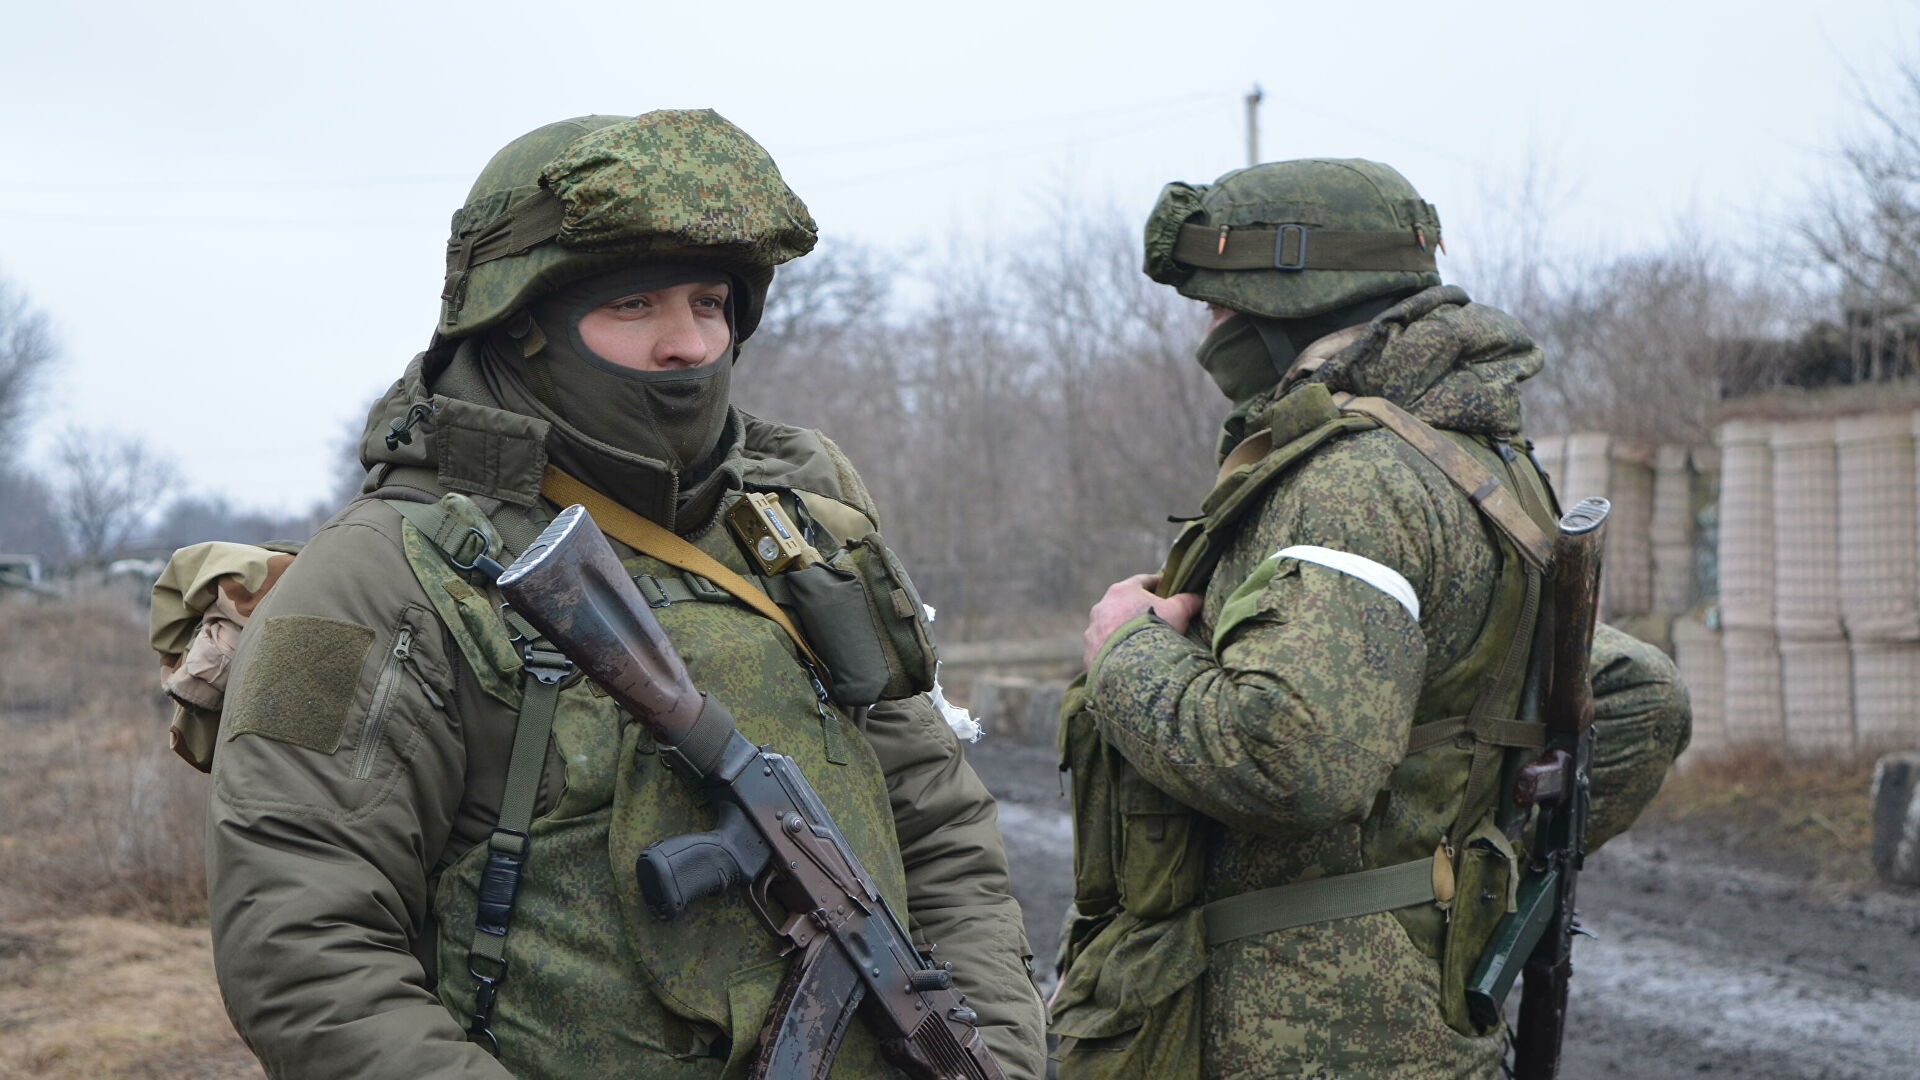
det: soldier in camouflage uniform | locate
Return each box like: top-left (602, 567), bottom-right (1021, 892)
top-left (1051, 160), bottom-right (1690, 1079)
top-left (207, 111), bottom-right (1046, 1080)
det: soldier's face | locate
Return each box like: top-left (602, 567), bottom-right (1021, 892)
top-left (577, 280), bottom-right (733, 371)
top-left (1206, 302), bottom-right (1236, 333)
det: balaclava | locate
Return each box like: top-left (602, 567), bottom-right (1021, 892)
top-left (476, 264), bottom-right (743, 529)
top-left (1195, 290), bottom-right (1414, 407)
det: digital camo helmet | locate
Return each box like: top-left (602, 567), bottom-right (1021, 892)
top-left (437, 110), bottom-right (818, 341)
top-left (1143, 158), bottom-right (1443, 320)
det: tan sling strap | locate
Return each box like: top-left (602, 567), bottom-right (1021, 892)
top-left (1330, 394), bottom-right (1552, 570)
top-left (540, 465), bottom-right (826, 673)
top-left (1172, 222), bottom-right (1437, 274)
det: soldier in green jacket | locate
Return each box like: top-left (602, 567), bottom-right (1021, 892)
top-left (1052, 160), bottom-right (1690, 1079)
top-left (207, 111), bottom-right (1046, 1080)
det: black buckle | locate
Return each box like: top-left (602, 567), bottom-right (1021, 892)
top-left (466, 967), bottom-right (503, 1055)
top-left (1272, 224), bottom-right (1308, 271)
top-left (448, 527), bottom-right (506, 582)
top-left (521, 645), bottom-right (574, 686)
top-left (475, 830), bottom-right (529, 936)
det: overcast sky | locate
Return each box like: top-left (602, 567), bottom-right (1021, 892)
top-left (2, 0), bottom-right (1915, 514)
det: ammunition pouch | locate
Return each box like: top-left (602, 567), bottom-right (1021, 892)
top-left (784, 531), bottom-right (937, 707)
top-left (1052, 674), bottom-right (1208, 1080)
top-left (1440, 816), bottom-right (1522, 1035)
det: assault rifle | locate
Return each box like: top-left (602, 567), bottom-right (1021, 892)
top-left (496, 504), bottom-right (1006, 1080)
top-left (1464, 496), bottom-right (1610, 1080)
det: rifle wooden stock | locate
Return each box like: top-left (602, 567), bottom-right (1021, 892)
top-left (497, 504), bottom-right (1006, 1080)
top-left (495, 504), bottom-right (705, 745)
top-left (1511, 495), bottom-right (1608, 1080)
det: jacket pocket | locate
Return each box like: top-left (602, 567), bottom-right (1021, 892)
top-left (352, 616), bottom-right (444, 781)
top-left (1049, 908), bottom-right (1207, 1080)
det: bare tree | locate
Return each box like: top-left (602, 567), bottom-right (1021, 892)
top-left (53, 430), bottom-right (178, 562)
top-left (1800, 53), bottom-right (1920, 383)
top-left (0, 272), bottom-right (58, 445)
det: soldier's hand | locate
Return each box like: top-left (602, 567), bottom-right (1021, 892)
top-left (1083, 574), bottom-right (1203, 668)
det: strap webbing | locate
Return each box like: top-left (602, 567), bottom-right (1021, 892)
top-left (1406, 714), bottom-right (1548, 756)
top-left (1173, 223), bottom-right (1437, 273)
top-left (464, 640), bottom-right (572, 1053)
top-left (442, 190), bottom-right (568, 309)
top-left (1204, 857), bottom-right (1437, 946)
top-left (1332, 395), bottom-right (1551, 569)
top-left (540, 466), bottom-right (826, 673)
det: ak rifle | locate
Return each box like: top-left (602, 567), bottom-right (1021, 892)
top-left (496, 504), bottom-right (1005, 1080)
top-left (1465, 496), bottom-right (1610, 1080)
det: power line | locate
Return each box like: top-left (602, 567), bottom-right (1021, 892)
top-left (805, 96), bottom-right (1225, 192)
top-left (0, 89), bottom-right (1240, 196)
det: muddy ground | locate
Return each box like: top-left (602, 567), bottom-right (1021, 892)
top-left (964, 736), bottom-right (1920, 1080)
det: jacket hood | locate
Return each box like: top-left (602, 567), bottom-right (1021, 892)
top-left (355, 352), bottom-right (867, 533)
top-left (1301, 285), bottom-right (1541, 436)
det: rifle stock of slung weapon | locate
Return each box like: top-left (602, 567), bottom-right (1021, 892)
top-left (1464, 496), bottom-right (1610, 1080)
top-left (496, 504), bottom-right (1006, 1080)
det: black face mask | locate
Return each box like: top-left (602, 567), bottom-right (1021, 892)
top-left (524, 266), bottom-right (739, 473)
top-left (1194, 314), bottom-right (1295, 405)
top-left (1196, 292), bottom-right (1419, 406)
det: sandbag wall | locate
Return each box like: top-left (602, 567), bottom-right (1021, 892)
top-left (1679, 407), bottom-right (1920, 756)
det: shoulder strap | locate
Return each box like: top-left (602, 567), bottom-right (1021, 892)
top-left (540, 466), bottom-right (826, 673)
top-left (1331, 394), bottom-right (1551, 570)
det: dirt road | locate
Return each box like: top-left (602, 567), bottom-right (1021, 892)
top-left (966, 737), bottom-right (1920, 1080)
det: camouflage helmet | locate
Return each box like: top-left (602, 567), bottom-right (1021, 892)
top-left (1143, 158), bottom-right (1442, 319)
top-left (438, 110), bottom-right (818, 341)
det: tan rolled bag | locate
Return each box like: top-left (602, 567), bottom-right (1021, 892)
top-left (149, 542), bottom-right (298, 770)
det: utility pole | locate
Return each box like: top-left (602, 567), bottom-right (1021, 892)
top-left (1244, 83), bottom-right (1264, 167)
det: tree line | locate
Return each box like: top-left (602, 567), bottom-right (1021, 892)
top-left (4, 63), bottom-right (1919, 627)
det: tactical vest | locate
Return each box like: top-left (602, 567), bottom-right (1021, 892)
top-left (382, 469), bottom-right (928, 1079)
top-left (1051, 383), bottom-right (1557, 1078)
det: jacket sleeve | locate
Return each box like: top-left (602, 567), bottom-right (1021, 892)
top-left (863, 694), bottom-right (1049, 1080)
top-left (1585, 621), bottom-right (1692, 851)
top-left (207, 505), bottom-right (509, 1080)
top-left (1086, 449), bottom-right (1433, 837)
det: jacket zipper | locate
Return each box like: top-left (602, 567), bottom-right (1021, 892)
top-left (354, 626), bottom-right (416, 780)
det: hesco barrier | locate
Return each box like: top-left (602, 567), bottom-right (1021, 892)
top-left (1852, 642), bottom-right (1920, 751)
top-left (1771, 418), bottom-right (1844, 641)
top-left (1722, 626), bottom-right (1786, 746)
top-left (1836, 412), bottom-right (1920, 642)
top-left (1652, 446), bottom-right (1700, 615)
top-left (1778, 638), bottom-right (1855, 753)
top-left (1717, 419), bottom-right (1777, 634)
top-left (1670, 613), bottom-right (1725, 758)
top-left (1552, 434), bottom-right (1657, 620)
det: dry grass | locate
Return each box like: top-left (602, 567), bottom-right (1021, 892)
top-left (1651, 745), bottom-right (1882, 885)
top-left (0, 916), bottom-right (261, 1079)
top-left (0, 586), bottom-right (209, 924)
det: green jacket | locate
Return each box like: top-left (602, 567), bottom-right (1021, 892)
top-left (1071, 289), bottom-right (1689, 1079)
top-left (207, 354), bottom-right (1046, 1079)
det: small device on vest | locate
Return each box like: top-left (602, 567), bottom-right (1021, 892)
top-left (727, 492), bottom-right (820, 575)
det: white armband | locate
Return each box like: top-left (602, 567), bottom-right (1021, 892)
top-left (1272, 544), bottom-right (1420, 622)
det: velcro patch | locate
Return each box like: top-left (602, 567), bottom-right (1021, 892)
top-left (227, 615), bottom-right (374, 753)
